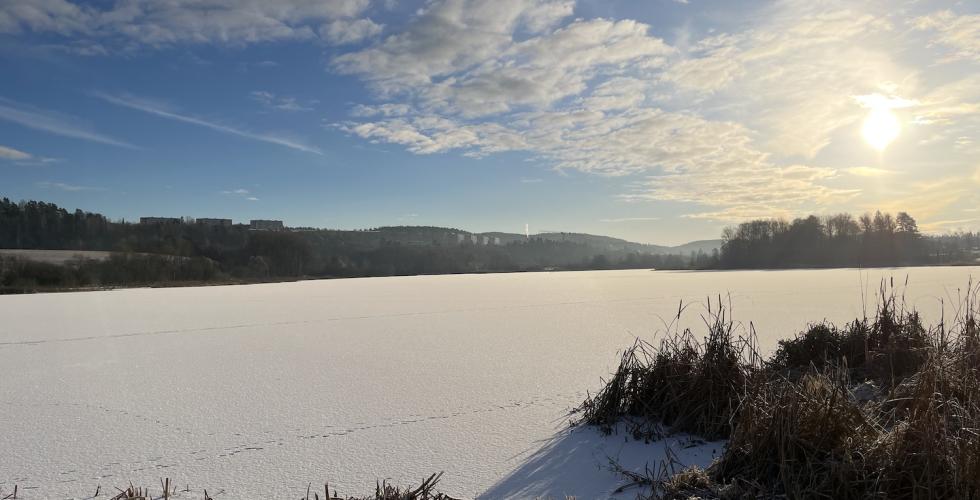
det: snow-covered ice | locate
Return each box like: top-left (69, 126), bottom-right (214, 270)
top-left (1, 268), bottom-right (976, 499)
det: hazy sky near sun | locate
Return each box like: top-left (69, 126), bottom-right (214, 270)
top-left (1, 0), bottom-right (978, 245)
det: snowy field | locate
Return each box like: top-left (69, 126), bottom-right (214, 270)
top-left (1, 267), bottom-right (977, 499)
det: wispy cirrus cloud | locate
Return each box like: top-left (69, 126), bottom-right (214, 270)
top-left (36, 181), bottom-right (103, 192)
top-left (0, 97), bottom-right (136, 149)
top-left (93, 92), bottom-right (322, 155)
top-left (599, 217), bottom-right (662, 223)
top-left (221, 188), bottom-right (260, 201)
top-left (250, 91), bottom-right (316, 112)
top-left (0, 144), bottom-right (60, 166)
top-left (0, 144), bottom-right (32, 161)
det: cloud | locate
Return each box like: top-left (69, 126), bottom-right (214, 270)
top-left (520, 177), bottom-right (543, 183)
top-left (320, 18), bottom-right (383, 45)
top-left (0, 144), bottom-right (32, 161)
top-left (0, 144), bottom-right (58, 165)
top-left (0, 97), bottom-right (136, 148)
top-left (36, 181), bottom-right (102, 192)
top-left (912, 10), bottom-right (980, 63)
top-left (0, 0), bottom-right (374, 49)
top-left (9, 0), bottom-right (973, 227)
top-left (599, 217), bottom-right (661, 222)
top-left (93, 92), bottom-right (322, 154)
top-left (332, 0), bottom-right (630, 114)
top-left (335, 2), bottom-right (870, 214)
top-left (846, 167), bottom-right (894, 177)
top-left (660, 5), bottom-right (899, 159)
top-left (334, 0), bottom-right (980, 223)
top-left (221, 188), bottom-right (259, 201)
top-left (920, 217), bottom-right (980, 232)
top-left (854, 93), bottom-right (918, 110)
top-left (250, 91), bottom-right (315, 112)
top-left (349, 103), bottom-right (412, 118)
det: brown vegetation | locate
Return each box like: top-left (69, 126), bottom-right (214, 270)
top-left (580, 280), bottom-right (980, 499)
top-left (578, 298), bottom-right (762, 441)
top-left (3, 474), bottom-right (457, 500)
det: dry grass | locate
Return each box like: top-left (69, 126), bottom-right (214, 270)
top-left (582, 279), bottom-right (980, 500)
top-left (4, 474), bottom-right (457, 500)
top-left (769, 281), bottom-right (932, 386)
top-left (577, 298), bottom-right (762, 441)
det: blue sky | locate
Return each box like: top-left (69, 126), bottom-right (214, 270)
top-left (1, 0), bottom-right (978, 245)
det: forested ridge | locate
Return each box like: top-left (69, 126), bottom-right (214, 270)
top-left (0, 199), bottom-right (703, 291)
top-left (2, 199), bottom-right (977, 292)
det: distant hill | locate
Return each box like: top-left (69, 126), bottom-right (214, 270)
top-left (665, 239), bottom-right (723, 255)
top-left (534, 232), bottom-right (668, 253)
top-left (309, 226), bottom-right (717, 257)
top-left (482, 231), bottom-right (719, 255)
top-left (1, 198), bottom-right (726, 292)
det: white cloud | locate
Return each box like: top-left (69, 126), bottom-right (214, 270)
top-left (333, 0), bottom-right (592, 105)
top-left (599, 217), bottom-right (661, 222)
top-left (660, 6), bottom-right (900, 159)
top-left (854, 93), bottom-right (918, 110)
top-left (350, 103), bottom-right (412, 117)
top-left (912, 10), bottom-right (980, 63)
top-left (320, 18), bottom-right (383, 45)
top-left (9, 0), bottom-right (974, 227)
top-left (221, 188), bottom-right (259, 201)
top-left (334, 0), bottom-right (898, 221)
top-left (250, 91), bottom-right (315, 112)
top-left (922, 217), bottom-right (980, 232)
top-left (0, 144), bottom-right (32, 161)
top-left (36, 181), bottom-right (102, 192)
top-left (335, 0), bottom-right (980, 223)
top-left (0, 0), bottom-right (373, 49)
top-left (846, 167), bottom-right (894, 177)
top-left (94, 91), bottom-right (322, 154)
top-left (0, 97), bottom-right (136, 148)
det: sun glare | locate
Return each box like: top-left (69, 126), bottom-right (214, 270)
top-left (862, 106), bottom-right (900, 151)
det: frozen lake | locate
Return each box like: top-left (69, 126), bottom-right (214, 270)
top-left (1, 267), bottom-right (977, 499)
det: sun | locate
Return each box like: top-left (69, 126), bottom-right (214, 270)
top-left (861, 105), bottom-right (900, 151)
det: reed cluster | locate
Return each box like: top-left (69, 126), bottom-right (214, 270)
top-left (581, 280), bottom-right (980, 499)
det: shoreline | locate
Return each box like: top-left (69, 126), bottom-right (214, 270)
top-left (3, 261), bottom-right (978, 295)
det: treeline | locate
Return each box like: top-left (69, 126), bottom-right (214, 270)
top-left (0, 254), bottom-right (220, 292)
top-left (719, 211), bottom-right (979, 268)
top-left (0, 198), bottom-right (701, 291)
